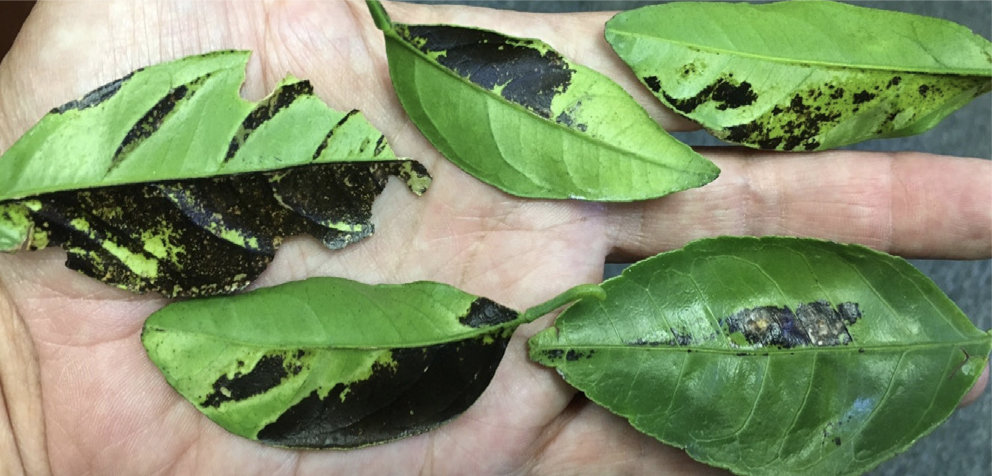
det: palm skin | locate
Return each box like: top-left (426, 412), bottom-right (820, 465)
top-left (0, 2), bottom-right (988, 475)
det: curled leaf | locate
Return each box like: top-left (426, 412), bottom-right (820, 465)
top-left (529, 236), bottom-right (992, 476)
top-left (369, 1), bottom-right (719, 201)
top-left (606, 1), bottom-right (992, 151)
top-left (142, 278), bottom-right (602, 448)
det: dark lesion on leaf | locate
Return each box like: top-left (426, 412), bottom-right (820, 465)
top-left (661, 75), bottom-right (757, 114)
top-left (460, 297), bottom-right (519, 328)
top-left (722, 90), bottom-right (841, 151)
top-left (31, 185), bottom-right (272, 297)
top-left (396, 24), bottom-right (574, 119)
top-left (224, 79), bottom-right (316, 162)
top-left (110, 73), bottom-right (214, 171)
top-left (643, 76), bottom-right (663, 94)
top-left (18, 161), bottom-right (430, 298)
top-left (625, 327), bottom-right (695, 347)
top-left (51, 71), bottom-right (137, 114)
top-left (721, 300), bottom-right (861, 349)
top-left (202, 352), bottom-right (304, 408)
top-left (311, 110), bottom-right (360, 161)
top-left (564, 349), bottom-right (595, 361)
top-left (256, 335), bottom-right (511, 449)
top-left (852, 90), bottom-right (876, 105)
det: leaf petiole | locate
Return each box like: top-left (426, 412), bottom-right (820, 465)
top-left (521, 283), bottom-right (605, 323)
top-left (367, 0), bottom-right (393, 32)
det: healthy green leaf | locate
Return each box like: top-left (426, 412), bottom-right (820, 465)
top-left (1, 162), bottom-right (429, 297)
top-left (606, 1), bottom-right (992, 151)
top-left (368, 0), bottom-right (719, 201)
top-left (142, 278), bottom-right (603, 448)
top-left (0, 50), bottom-right (401, 201)
top-left (529, 236), bottom-right (992, 476)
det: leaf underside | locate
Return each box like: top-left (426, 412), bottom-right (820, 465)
top-left (2, 162), bottom-right (429, 298)
top-left (142, 277), bottom-right (524, 448)
top-left (606, 1), bottom-right (992, 151)
top-left (370, 1), bottom-right (719, 201)
top-left (529, 236), bottom-right (992, 476)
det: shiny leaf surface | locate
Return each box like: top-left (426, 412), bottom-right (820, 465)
top-left (142, 278), bottom-right (602, 448)
top-left (529, 236), bottom-right (992, 476)
top-left (606, 1), bottom-right (992, 150)
top-left (369, 1), bottom-right (719, 201)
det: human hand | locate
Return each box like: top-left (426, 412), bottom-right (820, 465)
top-left (0, 1), bottom-right (988, 475)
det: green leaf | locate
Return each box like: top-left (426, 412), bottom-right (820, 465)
top-left (0, 50), bottom-right (401, 201)
top-left (142, 277), bottom-right (602, 448)
top-left (605, 1), bottom-right (992, 151)
top-left (529, 236), bottom-right (992, 476)
top-left (0, 50), bottom-right (432, 296)
top-left (368, 1), bottom-right (719, 201)
top-left (1, 162), bottom-right (428, 297)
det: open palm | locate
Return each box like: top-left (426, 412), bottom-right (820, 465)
top-left (0, 2), bottom-right (988, 475)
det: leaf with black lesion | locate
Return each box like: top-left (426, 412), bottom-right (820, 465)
top-left (606, 1), bottom-right (992, 151)
top-left (142, 278), bottom-right (603, 448)
top-left (0, 50), bottom-right (432, 297)
top-left (142, 278), bottom-right (564, 448)
top-left (529, 236), bottom-right (992, 476)
top-left (367, 0), bottom-right (719, 201)
top-left (6, 162), bottom-right (428, 298)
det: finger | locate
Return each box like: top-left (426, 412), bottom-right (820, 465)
top-left (606, 149), bottom-right (992, 260)
top-left (380, 1), bottom-right (699, 132)
top-left (960, 362), bottom-right (989, 408)
top-left (0, 278), bottom-right (51, 476)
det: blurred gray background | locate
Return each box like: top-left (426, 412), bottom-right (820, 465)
top-left (414, 1), bottom-right (991, 475)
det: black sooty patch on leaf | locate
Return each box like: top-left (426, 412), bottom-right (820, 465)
top-left (311, 110), bottom-right (360, 161)
top-left (852, 90), bottom-right (876, 104)
top-left (51, 72), bottom-right (136, 114)
top-left (709, 70), bottom-right (992, 151)
top-left (723, 91), bottom-right (842, 151)
top-left (32, 185), bottom-right (271, 297)
top-left (225, 80), bottom-right (316, 161)
top-left (266, 162), bottom-right (409, 249)
top-left (202, 353), bottom-right (303, 408)
top-left (721, 300), bottom-right (861, 349)
top-left (625, 327), bottom-right (695, 347)
top-left (21, 162), bottom-right (425, 298)
top-left (256, 336), bottom-right (510, 448)
top-left (398, 24), bottom-right (574, 119)
top-left (111, 74), bottom-right (212, 169)
top-left (663, 76), bottom-right (757, 114)
top-left (460, 297), bottom-right (519, 328)
top-left (564, 349), bottom-right (596, 361)
top-left (643, 76), bottom-right (663, 94)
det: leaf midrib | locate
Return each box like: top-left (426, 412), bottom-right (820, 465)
top-left (533, 336), bottom-right (991, 355)
top-left (146, 317), bottom-right (524, 350)
top-left (607, 29), bottom-right (992, 77)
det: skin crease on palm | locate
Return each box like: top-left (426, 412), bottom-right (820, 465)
top-left (0, 1), bottom-right (988, 475)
